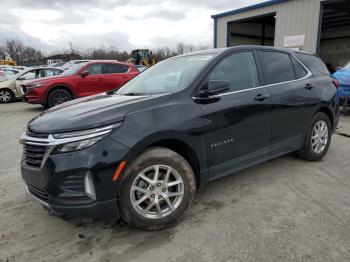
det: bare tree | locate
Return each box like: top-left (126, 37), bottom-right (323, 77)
top-left (176, 42), bottom-right (185, 55)
top-left (5, 39), bottom-right (42, 64)
top-left (2, 38), bottom-right (209, 65)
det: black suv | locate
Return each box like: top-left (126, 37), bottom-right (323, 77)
top-left (20, 46), bottom-right (339, 230)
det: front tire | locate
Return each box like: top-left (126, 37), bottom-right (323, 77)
top-left (0, 89), bottom-right (15, 103)
top-left (118, 147), bottom-right (196, 230)
top-left (47, 89), bottom-right (72, 108)
top-left (298, 112), bottom-right (332, 161)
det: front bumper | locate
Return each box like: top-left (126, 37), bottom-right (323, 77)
top-left (22, 85), bottom-right (46, 104)
top-left (21, 136), bottom-right (130, 221)
top-left (26, 185), bottom-right (118, 221)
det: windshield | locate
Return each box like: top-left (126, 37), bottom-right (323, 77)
top-left (116, 54), bottom-right (214, 95)
top-left (61, 63), bottom-right (87, 76)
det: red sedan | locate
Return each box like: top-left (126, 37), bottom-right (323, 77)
top-left (22, 61), bottom-right (139, 107)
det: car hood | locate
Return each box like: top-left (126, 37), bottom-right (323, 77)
top-left (28, 93), bottom-right (171, 134)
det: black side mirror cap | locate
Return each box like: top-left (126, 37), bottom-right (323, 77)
top-left (80, 71), bottom-right (89, 78)
top-left (197, 80), bottom-right (230, 98)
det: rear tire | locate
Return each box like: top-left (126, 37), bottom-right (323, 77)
top-left (298, 112), bottom-right (332, 161)
top-left (118, 147), bottom-right (196, 230)
top-left (0, 89), bottom-right (15, 103)
top-left (47, 89), bottom-right (72, 108)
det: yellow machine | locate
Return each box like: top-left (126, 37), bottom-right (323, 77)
top-left (127, 49), bottom-right (156, 67)
top-left (0, 60), bottom-right (17, 66)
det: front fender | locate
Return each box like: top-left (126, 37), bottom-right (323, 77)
top-left (110, 130), bottom-right (207, 173)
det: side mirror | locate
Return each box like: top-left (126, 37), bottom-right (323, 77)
top-left (197, 80), bottom-right (230, 98)
top-left (17, 76), bottom-right (25, 81)
top-left (80, 71), bottom-right (89, 78)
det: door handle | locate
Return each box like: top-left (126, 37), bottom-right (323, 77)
top-left (305, 84), bottom-right (314, 90)
top-left (97, 78), bottom-right (103, 81)
top-left (254, 94), bottom-right (270, 102)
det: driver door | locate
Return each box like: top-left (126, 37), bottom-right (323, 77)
top-left (76, 63), bottom-right (104, 97)
top-left (198, 51), bottom-right (272, 181)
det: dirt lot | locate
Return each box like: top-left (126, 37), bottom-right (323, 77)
top-left (0, 102), bottom-right (350, 262)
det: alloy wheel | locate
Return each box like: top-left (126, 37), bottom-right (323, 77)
top-left (52, 92), bottom-right (69, 106)
top-left (0, 90), bottom-right (12, 103)
top-left (130, 164), bottom-right (184, 219)
top-left (311, 120), bottom-right (328, 154)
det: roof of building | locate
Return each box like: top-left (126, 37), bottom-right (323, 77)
top-left (211, 0), bottom-right (290, 19)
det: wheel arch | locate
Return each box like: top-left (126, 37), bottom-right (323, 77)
top-left (123, 135), bottom-right (206, 188)
top-left (317, 106), bottom-right (334, 130)
top-left (46, 85), bottom-right (75, 103)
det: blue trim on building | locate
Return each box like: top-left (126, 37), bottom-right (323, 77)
top-left (211, 0), bottom-right (290, 18)
top-left (213, 18), bottom-right (217, 48)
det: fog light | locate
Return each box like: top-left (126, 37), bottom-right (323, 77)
top-left (84, 172), bottom-right (96, 201)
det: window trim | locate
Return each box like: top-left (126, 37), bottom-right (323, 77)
top-left (193, 51), bottom-right (312, 99)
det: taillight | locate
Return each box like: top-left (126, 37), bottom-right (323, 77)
top-left (332, 79), bottom-right (340, 89)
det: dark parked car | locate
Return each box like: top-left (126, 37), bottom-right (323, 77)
top-left (22, 61), bottom-right (139, 107)
top-left (20, 46), bottom-right (339, 230)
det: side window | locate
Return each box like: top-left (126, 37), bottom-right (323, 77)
top-left (208, 52), bottom-right (259, 92)
top-left (44, 69), bottom-right (62, 77)
top-left (295, 53), bottom-right (330, 76)
top-left (260, 51), bottom-right (296, 84)
top-left (40, 69), bottom-right (46, 78)
top-left (4, 70), bottom-right (16, 75)
top-left (104, 63), bottom-right (129, 74)
top-left (291, 57), bottom-right (308, 79)
top-left (85, 64), bottom-right (102, 75)
top-left (21, 70), bottom-right (38, 80)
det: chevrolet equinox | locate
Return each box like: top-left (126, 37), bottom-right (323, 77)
top-left (20, 46), bottom-right (339, 230)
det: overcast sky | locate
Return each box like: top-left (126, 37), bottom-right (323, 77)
top-left (1, 0), bottom-right (264, 53)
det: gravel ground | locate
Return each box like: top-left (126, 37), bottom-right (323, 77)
top-left (0, 102), bottom-right (350, 262)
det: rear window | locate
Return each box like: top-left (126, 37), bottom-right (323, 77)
top-left (260, 51), bottom-right (296, 84)
top-left (295, 53), bottom-right (330, 76)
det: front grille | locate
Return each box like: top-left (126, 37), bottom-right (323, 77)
top-left (27, 184), bottom-right (49, 202)
top-left (26, 131), bottom-right (49, 139)
top-left (23, 144), bottom-right (47, 168)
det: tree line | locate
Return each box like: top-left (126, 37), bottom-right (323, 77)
top-left (0, 39), bottom-right (208, 65)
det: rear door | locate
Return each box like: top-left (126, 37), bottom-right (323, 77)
top-left (258, 50), bottom-right (320, 156)
top-left (103, 63), bottom-right (133, 91)
top-left (198, 51), bottom-right (272, 181)
top-left (76, 63), bottom-right (104, 97)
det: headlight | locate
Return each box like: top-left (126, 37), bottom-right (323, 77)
top-left (52, 122), bottom-right (122, 153)
top-left (54, 137), bottom-right (103, 153)
top-left (30, 83), bottom-right (43, 88)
